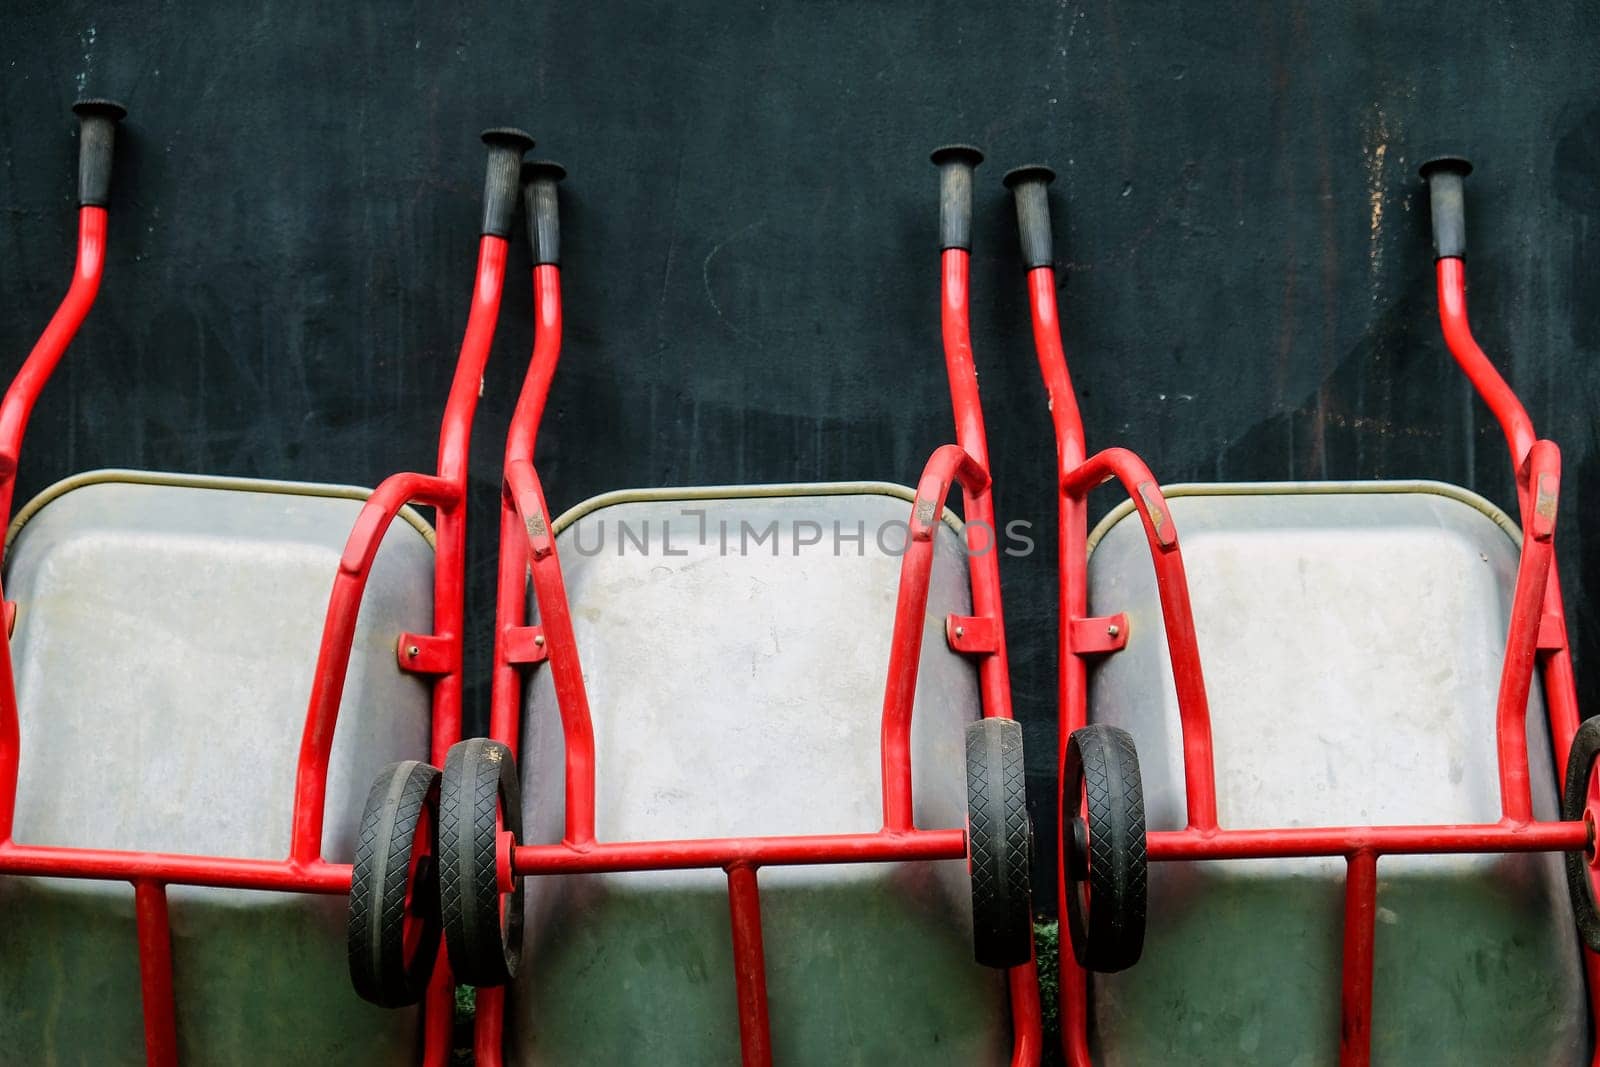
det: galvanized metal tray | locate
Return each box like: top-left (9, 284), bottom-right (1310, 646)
top-left (0, 470), bottom-right (435, 1065)
top-left (509, 483), bottom-right (1010, 1065)
top-left (1085, 480), bottom-right (1584, 1066)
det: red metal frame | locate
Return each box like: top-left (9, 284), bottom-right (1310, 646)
top-left (1028, 251), bottom-right (1600, 1065)
top-left (0, 203), bottom-right (513, 1065)
top-left (469, 251), bottom-right (1044, 1064)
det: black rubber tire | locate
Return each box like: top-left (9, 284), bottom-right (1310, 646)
top-left (347, 760), bottom-right (442, 1007)
top-left (1561, 717), bottom-right (1600, 951)
top-left (1063, 724), bottom-right (1147, 972)
top-left (965, 717), bottom-right (1033, 968)
top-left (439, 738), bottom-right (525, 986)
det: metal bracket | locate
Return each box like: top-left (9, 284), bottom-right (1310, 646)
top-left (396, 632), bottom-right (457, 675)
top-left (946, 614), bottom-right (1000, 655)
top-left (1070, 613), bottom-right (1128, 655)
top-left (504, 625), bottom-right (549, 665)
top-left (1538, 612), bottom-right (1567, 653)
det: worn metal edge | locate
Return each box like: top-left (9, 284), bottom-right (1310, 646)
top-left (1085, 479), bottom-right (1522, 558)
top-left (550, 480), bottom-right (965, 536)
top-left (5, 468), bottom-right (438, 552)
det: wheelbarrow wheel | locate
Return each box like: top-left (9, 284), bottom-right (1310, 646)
top-left (1063, 724), bottom-right (1146, 972)
top-left (347, 760), bottom-right (443, 1007)
top-left (965, 717), bottom-right (1033, 968)
top-left (439, 738), bottom-right (525, 986)
top-left (1561, 717), bottom-right (1600, 951)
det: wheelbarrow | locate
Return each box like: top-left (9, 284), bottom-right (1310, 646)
top-left (1002, 159), bottom-right (1600, 1065)
top-left (354, 144), bottom-right (1045, 1065)
top-left (0, 100), bottom-right (534, 1065)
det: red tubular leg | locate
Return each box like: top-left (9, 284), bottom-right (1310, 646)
top-left (938, 249), bottom-right (1016, 723)
top-left (1062, 448), bottom-right (1219, 832)
top-left (879, 443), bottom-right (989, 831)
top-left (504, 460), bottom-right (597, 845)
top-left (1339, 851), bottom-right (1377, 1067)
top-left (1007, 957), bottom-right (1044, 1067)
top-left (727, 863), bottom-right (774, 1067)
top-left (473, 986), bottom-right (505, 1067)
top-left (134, 880), bottom-right (178, 1067)
top-left (1061, 967), bottom-right (1091, 1067)
top-left (0, 206), bottom-right (108, 529)
top-left (422, 952), bottom-right (456, 1067)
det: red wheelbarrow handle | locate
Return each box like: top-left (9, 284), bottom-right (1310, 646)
top-left (0, 99), bottom-right (128, 531)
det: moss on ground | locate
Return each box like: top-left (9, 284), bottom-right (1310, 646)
top-left (1034, 920), bottom-right (1064, 1065)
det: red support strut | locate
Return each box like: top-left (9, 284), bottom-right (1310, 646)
top-left (134, 880), bottom-right (179, 1067)
top-left (727, 863), bottom-right (774, 1067)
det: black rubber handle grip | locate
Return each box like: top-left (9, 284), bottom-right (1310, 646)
top-left (930, 144), bottom-right (984, 251)
top-left (479, 128), bottom-right (536, 238)
top-left (1419, 156), bottom-right (1473, 259)
top-left (520, 160), bottom-right (567, 266)
top-left (72, 99), bottom-right (127, 207)
top-left (1003, 165), bottom-right (1057, 270)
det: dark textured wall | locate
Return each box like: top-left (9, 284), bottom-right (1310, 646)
top-left (4, 3), bottom-right (1599, 912)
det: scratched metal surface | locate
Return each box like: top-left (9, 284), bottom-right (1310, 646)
top-left (1087, 484), bottom-right (1584, 1065)
top-left (2, 2), bottom-right (1599, 913)
top-left (513, 490), bottom-right (1006, 1064)
top-left (0, 475), bottom-right (435, 1063)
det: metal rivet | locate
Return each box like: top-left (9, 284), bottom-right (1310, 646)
top-left (534, 634), bottom-right (546, 647)
top-left (1106, 624), bottom-right (1120, 637)
top-left (955, 626), bottom-right (966, 638)
top-left (407, 644), bottom-right (421, 657)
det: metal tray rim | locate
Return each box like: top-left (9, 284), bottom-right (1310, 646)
top-left (550, 480), bottom-right (964, 536)
top-left (5, 468), bottom-right (437, 551)
top-left (1086, 479), bottom-right (1521, 556)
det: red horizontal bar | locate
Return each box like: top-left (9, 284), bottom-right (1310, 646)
top-left (512, 829), bottom-right (967, 875)
top-left (1146, 820), bottom-right (1588, 861)
top-left (0, 842), bottom-right (351, 892)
